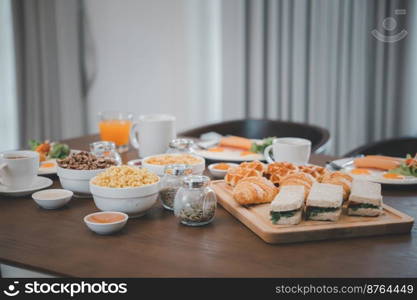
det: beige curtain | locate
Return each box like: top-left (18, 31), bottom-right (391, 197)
top-left (12, 0), bottom-right (86, 147)
top-left (221, 0), bottom-right (416, 155)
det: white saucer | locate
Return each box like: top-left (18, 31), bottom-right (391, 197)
top-left (0, 176), bottom-right (53, 197)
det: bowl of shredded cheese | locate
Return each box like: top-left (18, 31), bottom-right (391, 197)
top-left (89, 165), bottom-right (160, 217)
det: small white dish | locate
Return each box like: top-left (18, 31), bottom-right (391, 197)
top-left (57, 166), bottom-right (106, 194)
top-left (142, 153), bottom-right (205, 176)
top-left (38, 159), bottom-right (58, 175)
top-left (84, 211), bottom-right (128, 235)
top-left (32, 189), bottom-right (73, 209)
top-left (127, 159), bottom-right (142, 167)
top-left (89, 178), bottom-right (160, 217)
top-left (208, 163), bottom-right (239, 178)
top-left (0, 176), bottom-right (53, 197)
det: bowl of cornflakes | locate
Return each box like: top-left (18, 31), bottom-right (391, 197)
top-left (142, 153), bottom-right (205, 176)
top-left (89, 165), bottom-right (160, 217)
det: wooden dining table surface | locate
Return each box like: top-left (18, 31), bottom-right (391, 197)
top-left (0, 134), bottom-right (416, 277)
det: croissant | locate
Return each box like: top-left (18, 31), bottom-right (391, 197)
top-left (321, 171), bottom-right (353, 200)
top-left (225, 166), bottom-right (262, 187)
top-left (280, 172), bottom-right (316, 197)
top-left (232, 176), bottom-right (279, 205)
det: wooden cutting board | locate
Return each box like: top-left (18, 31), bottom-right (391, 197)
top-left (211, 180), bottom-right (414, 244)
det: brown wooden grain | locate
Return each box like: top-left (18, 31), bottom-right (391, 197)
top-left (0, 134), bottom-right (416, 277)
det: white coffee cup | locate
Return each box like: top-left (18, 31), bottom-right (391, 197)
top-left (130, 114), bottom-right (176, 157)
top-left (0, 151), bottom-right (40, 188)
top-left (264, 137), bottom-right (311, 165)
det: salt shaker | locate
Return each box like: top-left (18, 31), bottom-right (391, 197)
top-left (174, 175), bottom-right (216, 226)
top-left (159, 164), bottom-right (193, 211)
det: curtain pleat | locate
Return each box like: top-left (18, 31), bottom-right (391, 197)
top-left (12, 0), bottom-right (86, 146)
top-left (225, 0), bottom-right (413, 155)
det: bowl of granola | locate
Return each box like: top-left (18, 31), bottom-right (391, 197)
top-left (142, 153), bottom-right (205, 176)
top-left (89, 165), bottom-right (160, 217)
top-left (57, 151), bottom-right (116, 194)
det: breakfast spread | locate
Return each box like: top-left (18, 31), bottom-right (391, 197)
top-left (57, 152), bottom-right (116, 170)
top-left (144, 154), bottom-right (202, 166)
top-left (91, 165), bottom-right (159, 188)
top-left (330, 153), bottom-right (417, 185)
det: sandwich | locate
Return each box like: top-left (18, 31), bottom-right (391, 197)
top-left (306, 183), bottom-right (343, 221)
top-left (347, 179), bottom-right (383, 216)
top-left (270, 185), bottom-right (305, 225)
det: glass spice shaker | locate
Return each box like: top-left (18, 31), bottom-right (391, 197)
top-left (159, 164), bottom-right (193, 211)
top-left (166, 138), bottom-right (196, 154)
top-left (174, 175), bottom-right (217, 226)
top-left (89, 141), bottom-right (122, 165)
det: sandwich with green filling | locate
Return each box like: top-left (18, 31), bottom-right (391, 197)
top-left (270, 185), bottom-right (305, 225)
top-left (306, 183), bottom-right (343, 221)
top-left (347, 179), bottom-right (383, 217)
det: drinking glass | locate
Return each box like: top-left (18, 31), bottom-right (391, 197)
top-left (98, 111), bottom-right (133, 153)
top-left (89, 141), bottom-right (122, 165)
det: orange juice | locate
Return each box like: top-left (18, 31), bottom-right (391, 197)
top-left (99, 120), bottom-right (132, 146)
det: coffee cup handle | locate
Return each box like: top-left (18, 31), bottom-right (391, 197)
top-left (263, 145), bottom-right (275, 164)
top-left (129, 122), bottom-right (140, 150)
top-left (0, 163), bottom-right (7, 184)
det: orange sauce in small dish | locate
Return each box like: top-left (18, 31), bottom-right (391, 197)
top-left (213, 163), bottom-right (230, 170)
top-left (351, 168), bottom-right (371, 175)
top-left (382, 173), bottom-right (404, 180)
top-left (41, 162), bottom-right (56, 168)
top-left (87, 213), bottom-right (125, 224)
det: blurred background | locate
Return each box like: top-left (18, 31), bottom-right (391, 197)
top-left (1, 0), bottom-right (416, 155)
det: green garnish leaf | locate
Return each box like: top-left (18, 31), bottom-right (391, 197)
top-left (49, 143), bottom-right (70, 159)
top-left (28, 139), bottom-right (41, 150)
top-left (270, 210), bottom-right (297, 224)
top-left (306, 207), bottom-right (339, 218)
top-left (349, 203), bottom-right (380, 211)
top-left (251, 137), bottom-right (276, 154)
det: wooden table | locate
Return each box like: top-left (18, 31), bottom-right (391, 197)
top-left (0, 135), bottom-right (416, 277)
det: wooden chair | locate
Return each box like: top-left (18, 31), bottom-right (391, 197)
top-left (344, 136), bottom-right (417, 157)
top-left (179, 119), bottom-right (330, 153)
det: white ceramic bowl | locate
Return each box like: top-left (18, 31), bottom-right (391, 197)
top-left (84, 211), bottom-right (128, 235)
top-left (89, 178), bottom-right (160, 217)
top-left (208, 163), bottom-right (239, 178)
top-left (32, 189), bottom-right (73, 209)
top-left (142, 153), bottom-right (205, 176)
top-left (57, 166), bottom-right (106, 194)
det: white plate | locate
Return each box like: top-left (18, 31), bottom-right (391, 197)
top-left (0, 176), bottom-right (53, 196)
top-left (329, 157), bottom-right (417, 185)
top-left (195, 139), bottom-right (264, 162)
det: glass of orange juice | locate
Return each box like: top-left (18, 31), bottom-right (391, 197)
top-left (98, 111), bottom-right (133, 153)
